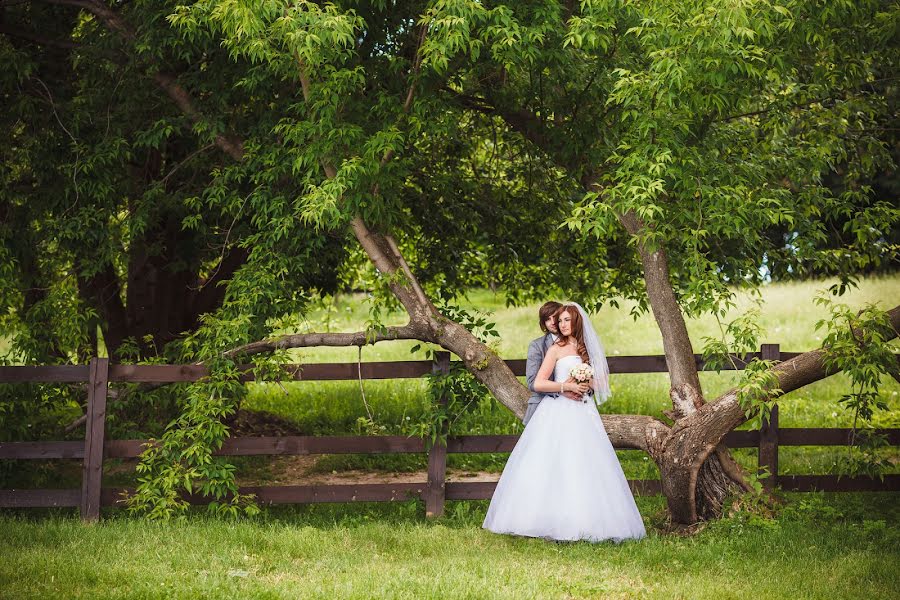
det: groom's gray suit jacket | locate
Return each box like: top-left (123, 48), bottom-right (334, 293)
top-left (523, 333), bottom-right (555, 426)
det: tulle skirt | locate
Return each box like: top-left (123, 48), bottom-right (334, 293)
top-left (482, 395), bottom-right (646, 543)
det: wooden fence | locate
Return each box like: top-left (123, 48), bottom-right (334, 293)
top-left (0, 344), bottom-right (897, 521)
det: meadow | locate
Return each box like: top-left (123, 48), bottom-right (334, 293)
top-left (1, 275), bottom-right (898, 599)
top-left (247, 275), bottom-right (900, 427)
top-left (1, 492), bottom-right (897, 599)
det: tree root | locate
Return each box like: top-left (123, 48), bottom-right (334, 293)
top-left (695, 451), bottom-right (746, 520)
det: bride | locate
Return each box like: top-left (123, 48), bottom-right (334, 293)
top-left (482, 303), bottom-right (646, 542)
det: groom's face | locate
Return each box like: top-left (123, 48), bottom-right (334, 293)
top-left (545, 315), bottom-right (559, 335)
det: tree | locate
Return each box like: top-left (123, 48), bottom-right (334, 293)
top-left (0, 2), bottom-right (351, 365)
top-left (1, 0), bottom-right (897, 523)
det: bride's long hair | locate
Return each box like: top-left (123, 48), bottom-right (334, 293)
top-left (553, 305), bottom-right (590, 364)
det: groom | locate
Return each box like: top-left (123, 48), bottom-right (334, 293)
top-left (523, 301), bottom-right (584, 425)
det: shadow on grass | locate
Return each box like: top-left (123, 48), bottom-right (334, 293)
top-left (8, 491), bottom-right (894, 539)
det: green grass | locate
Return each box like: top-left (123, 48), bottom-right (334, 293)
top-left (247, 275), bottom-right (900, 433)
top-left (1, 493), bottom-right (897, 599)
top-left (278, 275), bottom-right (900, 362)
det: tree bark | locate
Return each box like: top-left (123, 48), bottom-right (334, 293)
top-left (615, 209), bottom-right (704, 407)
top-left (659, 304), bottom-right (900, 523)
top-left (225, 324), bottom-right (425, 359)
top-left (76, 262), bottom-right (129, 357)
top-left (576, 173), bottom-right (736, 522)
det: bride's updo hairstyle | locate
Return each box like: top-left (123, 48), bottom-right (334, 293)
top-left (553, 304), bottom-right (590, 364)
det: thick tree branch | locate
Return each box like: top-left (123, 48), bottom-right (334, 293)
top-left (453, 83), bottom-right (707, 423)
top-left (384, 233), bottom-right (432, 310)
top-left (451, 83), bottom-right (705, 408)
top-left (292, 49), bottom-right (430, 322)
top-left (602, 414), bottom-right (671, 455)
top-left (664, 304), bottom-right (900, 513)
top-left (28, 0), bottom-right (92, 8)
top-left (379, 22), bottom-right (427, 167)
top-left (74, 0), bottom-right (425, 331)
top-left (367, 26), bottom-right (433, 312)
top-left (63, 0), bottom-right (545, 429)
top-left (45, 0), bottom-right (245, 160)
top-left (72, 0), bottom-right (422, 330)
top-left (442, 86), bottom-right (553, 151)
top-left (151, 72), bottom-right (244, 161)
top-left (190, 245), bottom-right (250, 318)
top-left (603, 195), bottom-right (705, 406)
top-left (441, 87), bottom-right (496, 115)
top-left (224, 324), bottom-right (425, 359)
top-left (0, 23), bottom-right (80, 49)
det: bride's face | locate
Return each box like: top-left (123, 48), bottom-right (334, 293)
top-left (557, 310), bottom-right (573, 338)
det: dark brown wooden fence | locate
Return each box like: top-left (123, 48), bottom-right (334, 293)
top-left (1, 344), bottom-right (897, 521)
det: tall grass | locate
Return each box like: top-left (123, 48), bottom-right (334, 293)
top-left (248, 275), bottom-right (900, 425)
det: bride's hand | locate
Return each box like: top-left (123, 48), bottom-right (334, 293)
top-left (561, 377), bottom-right (582, 400)
top-left (566, 377), bottom-right (591, 396)
top-left (563, 377), bottom-right (581, 402)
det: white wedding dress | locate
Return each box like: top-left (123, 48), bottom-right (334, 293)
top-left (482, 354), bottom-right (646, 542)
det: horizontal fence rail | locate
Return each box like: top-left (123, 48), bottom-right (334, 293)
top-left (1, 345), bottom-right (897, 519)
top-left (5, 429), bottom-right (900, 461)
top-left (0, 351), bottom-right (806, 383)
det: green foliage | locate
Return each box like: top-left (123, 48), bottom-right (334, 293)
top-left (701, 307), bottom-right (763, 372)
top-left (813, 295), bottom-right (898, 477)
top-left (837, 429), bottom-right (893, 479)
top-left (733, 359), bottom-right (782, 427)
top-left (700, 305), bottom-right (784, 426)
top-left (126, 357), bottom-right (256, 519)
top-left (404, 302), bottom-right (499, 447)
top-left (2, 0), bottom-right (898, 519)
top-left (717, 469), bottom-right (781, 533)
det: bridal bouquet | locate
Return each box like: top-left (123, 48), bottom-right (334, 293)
top-left (568, 363), bottom-right (594, 404)
top-left (569, 363), bottom-right (594, 383)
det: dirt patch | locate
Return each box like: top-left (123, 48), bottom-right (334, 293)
top-left (225, 409), bottom-right (304, 437)
top-left (236, 454), bottom-right (499, 486)
top-left (298, 469), bottom-right (500, 485)
top-left (121, 409), bottom-right (502, 487)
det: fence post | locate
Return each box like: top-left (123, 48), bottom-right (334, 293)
top-left (80, 357), bottom-right (109, 522)
top-left (758, 343), bottom-right (780, 490)
top-left (425, 352), bottom-right (451, 518)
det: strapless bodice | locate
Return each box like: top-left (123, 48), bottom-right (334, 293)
top-left (554, 354), bottom-right (584, 381)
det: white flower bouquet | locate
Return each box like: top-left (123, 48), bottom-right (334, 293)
top-left (569, 363), bottom-right (594, 383)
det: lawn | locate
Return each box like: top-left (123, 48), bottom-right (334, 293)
top-left (0, 493), bottom-right (897, 599)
